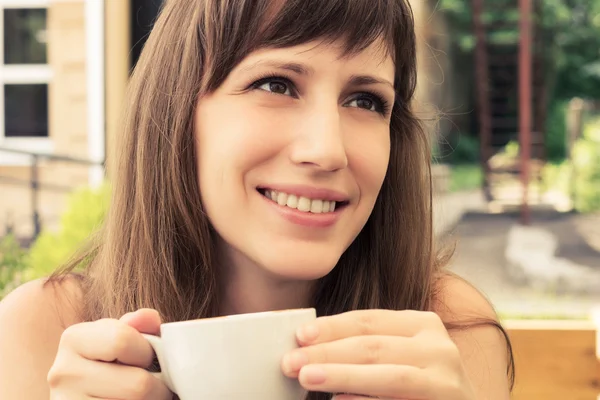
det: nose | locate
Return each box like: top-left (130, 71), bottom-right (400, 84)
top-left (289, 104), bottom-right (348, 172)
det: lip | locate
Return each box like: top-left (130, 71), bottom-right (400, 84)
top-left (257, 189), bottom-right (346, 228)
top-left (255, 184), bottom-right (350, 202)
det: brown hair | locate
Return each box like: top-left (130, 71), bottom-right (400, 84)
top-left (52, 0), bottom-right (513, 396)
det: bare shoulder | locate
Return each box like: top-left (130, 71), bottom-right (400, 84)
top-left (0, 275), bottom-right (83, 325)
top-left (0, 276), bottom-right (83, 399)
top-left (432, 272), bottom-right (499, 323)
top-left (432, 273), bottom-right (512, 399)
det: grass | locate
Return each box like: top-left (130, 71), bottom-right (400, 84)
top-left (449, 164), bottom-right (483, 192)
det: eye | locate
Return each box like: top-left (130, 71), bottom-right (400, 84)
top-left (251, 76), bottom-right (296, 97)
top-left (345, 93), bottom-right (388, 115)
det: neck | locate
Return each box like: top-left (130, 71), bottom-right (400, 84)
top-left (218, 245), bottom-right (314, 316)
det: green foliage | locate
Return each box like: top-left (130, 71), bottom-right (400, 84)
top-left (550, 1), bottom-right (600, 100)
top-left (0, 234), bottom-right (28, 299)
top-left (449, 164), bottom-right (483, 192)
top-left (504, 140), bottom-right (519, 159)
top-left (439, 0), bottom-right (521, 50)
top-left (439, 0), bottom-right (600, 100)
top-left (545, 100), bottom-right (568, 161)
top-left (542, 116), bottom-right (600, 213)
top-left (25, 183), bottom-right (110, 280)
top-left (542, 161), bottom-right (571, 199)
top-left (438, 134), bottom-right (480, 164)
top-left (572, 117), bottom-right (600, 212)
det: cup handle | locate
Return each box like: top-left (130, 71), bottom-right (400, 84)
top-left (141, 334), bottom-right (176, 394)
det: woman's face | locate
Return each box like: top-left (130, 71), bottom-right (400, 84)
top-left (195, 40), bottom-right (394, 281)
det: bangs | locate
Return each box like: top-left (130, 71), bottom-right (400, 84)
top-left (257, 0), bottom-right (396, 58)
top-left (201, 0), bottom-right (408, 91)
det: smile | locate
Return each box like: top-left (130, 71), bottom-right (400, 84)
top-left (261, 189), bottom-right (343, 214)
top-left (256, 185), bottom-right (351, 227)
top-left (257, 184), bottom-right (350, 213)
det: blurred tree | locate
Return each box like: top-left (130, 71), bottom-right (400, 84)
top-left (0, 234), bottom-right (28, 299)
top-left (572, 116), bottom-right (600, 212)
top-left (438, 0), bottom-right (600, 100)
top-left (25, 183), bottom-right (110, 280)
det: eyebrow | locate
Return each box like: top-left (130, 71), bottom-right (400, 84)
top-left (237, 60), bottom-right (314, 76)
top-left (347, 75), bottom-right (395, 91)
top-left (236, 60), bottom-right (395, 91)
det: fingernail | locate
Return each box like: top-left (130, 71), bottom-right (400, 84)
top-left (282, 351), bottom-right (308, 374)
top-left (300, 365), bottom-right (327, 385)
top-left (297, 324), bottom-right (319, 343)
top-left (119, 311), bottom-right (137, 321)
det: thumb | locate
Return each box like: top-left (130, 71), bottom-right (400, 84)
top-left (119, 308), bottom-right (162, 335)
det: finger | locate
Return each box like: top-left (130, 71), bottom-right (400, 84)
top-left (332, 396), bottom-right (401, 400)
top-left (49, 390), bottom-right (101, 400)
top-left (282, 335), bottom-right (430, 377)
top-left (296, 310), bottom-right (445, 346)
top-left (297, 364), bottom-right (432, 399)
top-left (80, 359), bottom-right (171, 399)
top-left (60, 319), bottom-right (155, 368)
top-left (119, 309), bottom-right (162, 335)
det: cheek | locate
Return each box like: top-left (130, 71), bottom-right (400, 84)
top-left (196, 105), bottom-right (256, 167)
top-left (348, 131), bottom-right (390, 198)
top-left (194, 101), bottom-right (290, 195)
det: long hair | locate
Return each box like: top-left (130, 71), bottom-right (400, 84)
top-left (51, 0), bottom-right (513, 396)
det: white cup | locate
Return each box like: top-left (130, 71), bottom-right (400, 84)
top-left (142, 308), bottom-right (316, 399)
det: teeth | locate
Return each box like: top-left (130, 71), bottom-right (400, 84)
top-left (276, 192), bottom-right (287, 206)
top-left (297, 196), bottom-right (311, 212)
top-left (286, 194), bottom-right (298, 208)
top-left (310, 199), bottom-right (323, 213)
top-left (262, 190), bottom-right (339, 213)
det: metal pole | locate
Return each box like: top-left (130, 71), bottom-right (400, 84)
top-left (519, 0), bottom-right (532, 225)
top-left (472, 0), bottom-right (492, 200)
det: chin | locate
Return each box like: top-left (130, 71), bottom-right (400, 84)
top-left (257, 248), bottom-right (342, 281)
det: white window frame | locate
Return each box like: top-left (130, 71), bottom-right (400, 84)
top-left (85, 0), bottom-right (105, 187)
top-left (0, 0), bottom-right (53, 165)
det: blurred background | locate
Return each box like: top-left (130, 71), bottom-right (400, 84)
top-left (0, 0), bottom-right (599, 398)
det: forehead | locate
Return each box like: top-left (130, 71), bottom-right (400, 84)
top-left (237, 39), bottom-right (395, 79)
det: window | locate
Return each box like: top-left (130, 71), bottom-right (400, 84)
top-left (4, 8), bottom-right (47, 64)
top-left (5, 84), bottom-right (48, 137)
top-left (0, 0), bottom-right (52, 161)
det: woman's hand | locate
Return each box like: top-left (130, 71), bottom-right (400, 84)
top-left (47, 308), bottom-right (172, 400)
top-left (281, 309), bottom-right (476, 400)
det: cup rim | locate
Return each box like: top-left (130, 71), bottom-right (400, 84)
top-left (160, 307), bottom-right (316, 329)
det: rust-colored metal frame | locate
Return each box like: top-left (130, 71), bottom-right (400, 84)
top-left (518, 0), bottom-right (533, 225)
top-left (472, 0), bottom-right (534, 224)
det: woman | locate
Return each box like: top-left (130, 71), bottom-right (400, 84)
top-left (0, 0), bottom-right (513, 399)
